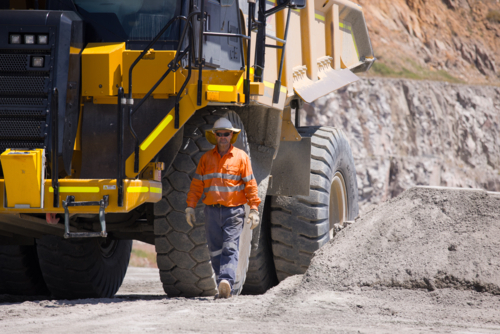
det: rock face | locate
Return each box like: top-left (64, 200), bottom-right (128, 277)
top-left (357, 0), bottom-right (500, 85)
top-left (302, 78), bottom-right (500, 212)
top-left (299, 187), bottom-right (500, 294)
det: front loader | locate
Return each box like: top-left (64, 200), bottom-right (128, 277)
top-left (0, 0), bottom-right (374, 298)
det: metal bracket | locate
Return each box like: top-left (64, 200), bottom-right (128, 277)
top-left (281, 106), bottom-right (302, 141)
top-left (62, 195), bottom-right (109, 238)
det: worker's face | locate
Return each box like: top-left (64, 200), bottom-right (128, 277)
top-left (215, 130), bottom-right (233, 147)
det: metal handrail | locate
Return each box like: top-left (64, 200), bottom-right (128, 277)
top-left (175, 21), bottom-right (196, 129)
top-left (117, 87), bottom-right (125, 207)
top-left (196, 0), bottom-right (205, 106)
top-left (126, 7), bottom-right (257, 174)
top-left (128, 15), bottom-right (185, 101)
top-left (51, 87), bottom-right (59, 208)
top-left (273, 7), bottom-right (291, 104)
top-left (203, 32), bottom-right (250, 40)
top-left (128, 13), bottom-right (196, 173)
top-left (265, 34), bottom-right (286, 44)
top-left (265, 0), bottom-right (291, 17)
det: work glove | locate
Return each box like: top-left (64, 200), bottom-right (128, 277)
top-left (247, 209), bottom-right (260, 230)
top-left (185, 207), bottom-right (196, 227)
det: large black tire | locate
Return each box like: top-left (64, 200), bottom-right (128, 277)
top-left (154, 109), bottom-right (253, 297)
top-left (36, 237), bottom-right (132, 299)
top-left (242, 196), bottom-right (278, 294)
top-left (270, 127), bottom-right (359, 281)
top-left (0, 245), bottom-right (49, 296)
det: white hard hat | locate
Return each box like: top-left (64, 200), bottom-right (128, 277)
top-left (206, 117), bottom-right (241, 145)
top-left (211, 117), bottom-right (241, 133)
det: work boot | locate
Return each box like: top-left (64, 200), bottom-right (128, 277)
top-left (218, 280), bottom-right (231, 299)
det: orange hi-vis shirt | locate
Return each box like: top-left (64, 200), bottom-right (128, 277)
top-left (187, 145), bottom-right (261, 210)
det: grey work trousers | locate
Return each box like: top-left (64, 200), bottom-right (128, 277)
top-left (203, 204), bottom-right (245, 289)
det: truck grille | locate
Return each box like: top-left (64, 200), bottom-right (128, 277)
top-left (0, 97), bottom-right (46, 106)
top-left (0, 118), bottom-right (46, 139)
top-left (0, 49), bottom-right (51, 153)
top-left (0, 76), bottom-right (48, 95)
top-left (0, 54), bottom-right (28, 72)
top-left (0, 109), bottom-right (47, 117)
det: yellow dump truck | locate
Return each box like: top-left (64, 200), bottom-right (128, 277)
top-left (0, 0), bottom-right (374, 298)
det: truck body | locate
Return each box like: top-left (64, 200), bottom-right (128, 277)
top-left (0, 0), bottom-right (374, 298)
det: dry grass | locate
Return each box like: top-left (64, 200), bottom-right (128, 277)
top-left (369, 59), bottom-right (463, 84)
top-left (486, 10), bottom-right (500, 23)
top-left (129, 241), bottom-right (157, 268)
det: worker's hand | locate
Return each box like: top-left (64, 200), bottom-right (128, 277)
top-left (185, 207), bottom-right (196, 227)
top-left (247, 209), bottom-right (260, 230)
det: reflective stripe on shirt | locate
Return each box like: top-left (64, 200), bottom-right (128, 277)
top-left (204, 172), bottom-right (241, 181)
top-left (194, 172), bottom-right (241, 181)
top-left (242, 174), bottom-right (255, 183)
top-left (203, 184), bottom-right (245, 193)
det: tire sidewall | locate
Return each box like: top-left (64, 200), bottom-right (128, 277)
top-left (331, 132), bottom-right (359, 222)
top-left (36, 237), bottom-right (132, 299)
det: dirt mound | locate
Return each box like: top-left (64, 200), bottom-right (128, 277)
top-left (299, 187), bottom-right (500, 294)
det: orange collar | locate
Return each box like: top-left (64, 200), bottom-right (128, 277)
top-left (212, 144), bottom-right (234, 157)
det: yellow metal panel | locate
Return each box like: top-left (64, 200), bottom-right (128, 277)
top-left (81, 43), bottom-right (125, 96)
top-left (236, 75), bottom-right (244, 90)
top-left (264, 81), bottom-right (287, 93)
top-left (139, 162), bottom-right (164, 181)
top-left (1, 149), bottom-right (44, 208)
top-left (122, 50), bottom-right (177, 96)
top-left (124, 70), bottom-right (246, 178)
top-left (73, 103), bottom-right (83, 151)
top-left (339, 22), bottom-right (360, 67)
top-left (251, 83), bottom-right (286, 110)
top-left (326, 4), bottom-right (341, 70)
top-left (250, 82), bottom-right (265, 95)
top-left (0, 179), bottom-right (162, 214)
top-left (281, 107), bottom-right (302, 142)
top-left (281, 10), bottom-right (302, 96)
top-left (312, 10), bottom-right (327, 65)
top-left (125, 77), bottom-right (207, 178)
top-left (300, 0), bottom-right (318, 81)
top-left (140, 115), bottom-right (174, 151)
top-left (206, 91), bottom-right (221, 101)
top-left (204, 71), bottom-right (244, 103)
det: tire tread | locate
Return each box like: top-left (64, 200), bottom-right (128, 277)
top-left (270, 126), bottom-right (359, 280)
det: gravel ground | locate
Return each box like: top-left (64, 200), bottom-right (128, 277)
top-left (1, 188), bottom-right (499, 333)
top-left (302, 187), bottom-right (500, 294)
top-left (1, 269), bottom-right (499, 334)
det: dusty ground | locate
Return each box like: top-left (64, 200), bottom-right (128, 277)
top-left (1, 269), bottom-right (499, 333)
top-left (1, 188), bottom-right (500, 333)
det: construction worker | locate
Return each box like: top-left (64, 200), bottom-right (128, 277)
top-left (185, 117), bottom-right (261, 299)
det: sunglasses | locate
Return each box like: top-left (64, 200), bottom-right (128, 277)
top-left (215, 132), bottom-right (231, 137)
